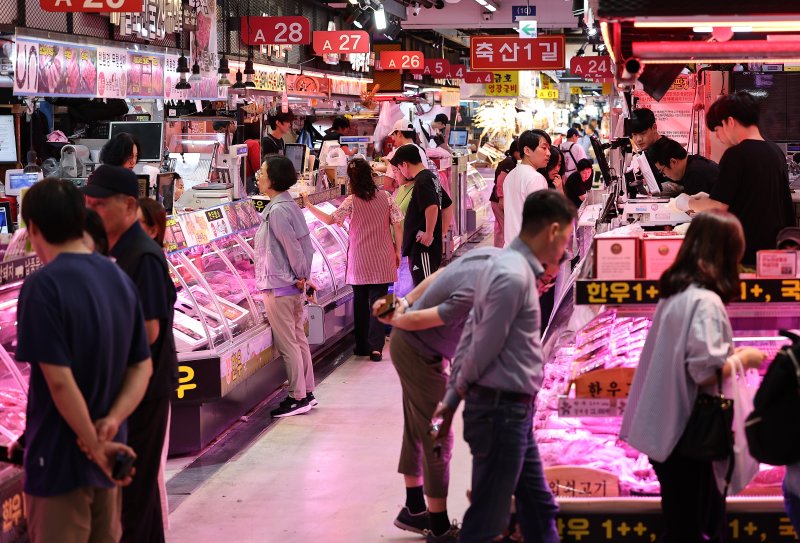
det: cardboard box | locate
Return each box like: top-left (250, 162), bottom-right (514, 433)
top-left (594, 237), bottom-right (639, 279)
top-left (757, 250), bottom-right (798, 278)
top-left (641, 232), bottom-right (684, 280)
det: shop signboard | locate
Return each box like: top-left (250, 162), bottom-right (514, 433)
top-left (470, 35), bottom-right (566, 71)
top-left (379, 51), bottom-right (423, 71)
top-left (312, 31), bottom-right (370, 55)
top-left (511, 4), bottom-right (536, 22)
top-left (14, 38), bottom-right (98, 97)
top-left (126, 52), bottom-right (165, 98)
top-left (40, 0), bottom-right (141, 12)
top-left (240, 16), bottom-right (311, 46)
top-left (486, 71), bottom-right (519, 96)
top-left (253, 69), bottom-right (286, 93)
top-left (464, 70), bottom-right (493, 84)
top-left (286, 74), bottom-right (330, 96)
top-left (410, 58), bottom-right (450, 77)
top-left (570, 56), bottom-right (614, 82)
top-left (96, 46), bottom-right (127, 98)
top-left (632, 74), bottom-right (696, 147)
top-left (537, 88), bottom-right (559, 100)
top-left (445, 63), bottom-right (466, 79)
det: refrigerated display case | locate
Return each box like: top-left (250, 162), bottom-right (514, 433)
top-left (536, 265), bottom-right (797, 542)
top-left (168, 197), bottom-right (354, 454)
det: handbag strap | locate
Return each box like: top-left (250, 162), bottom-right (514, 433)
top-left (716, 367), bottom-right (724, 395)
top-left (785, 347), bottom-right (800, 393)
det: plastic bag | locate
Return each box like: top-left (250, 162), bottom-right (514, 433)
top-left (715, 356), bottom-right (759, 495)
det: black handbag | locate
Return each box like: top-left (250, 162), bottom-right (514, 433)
top-left (675, 368), bottom-right (734, 462)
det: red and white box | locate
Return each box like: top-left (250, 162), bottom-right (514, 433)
top-left (757, 250), bottom-right (798, 278)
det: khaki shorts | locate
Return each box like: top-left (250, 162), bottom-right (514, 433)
top-left (26, 486), bottom-right (121, 543)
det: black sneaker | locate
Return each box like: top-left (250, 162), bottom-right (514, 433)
top-left (394, 506), bottom-right (429, 535)
top-left (271, 396), bottom-right (311, 418)
top-left (427, 520), bottom-right (460, 543)
top-left (306, 392), bottom-right (318, 408)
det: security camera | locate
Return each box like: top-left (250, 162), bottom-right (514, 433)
top-left (617, 57), bottom-right (644, 89)
top-left (412, 3), bottom-right (421, 15)
top-left (482, 11), bottom-right (493, 21)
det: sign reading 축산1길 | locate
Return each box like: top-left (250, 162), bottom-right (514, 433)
top-left (470, 35), bottom-right (565, 71)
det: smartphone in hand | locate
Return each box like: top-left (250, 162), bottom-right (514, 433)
top-left (112, 452), bottom-right (136, 481)
top-left (375, 293), bottom-right (397, 318)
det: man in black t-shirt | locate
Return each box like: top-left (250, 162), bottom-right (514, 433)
top-left (649, 137), bottom-right (719, 196)
top-left (84, 165), bottom-right (178, 543)
top-left (687, 91), bottom-right (794, 265)
top-left (391, 145), bottom-right (453, 285)
top-left (631, 108), bottom-right (672, 191)
top-left (262, 110), bottom-right (294, 157)
top-left (565, 158), bottom-right (595, 208)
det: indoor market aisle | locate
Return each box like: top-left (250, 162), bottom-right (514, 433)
top-left (165, 349), bottom-right (474, 542)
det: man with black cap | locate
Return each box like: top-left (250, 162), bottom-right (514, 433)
top-left (630, 108), bottom-right (671, 191)
top-left (83, 165), bottom-right (177, 543)
top-left (559, 127), bottom-right (588, 178)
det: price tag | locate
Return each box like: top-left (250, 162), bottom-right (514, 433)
top-left (40, 0), bottom-right (141, 11)
top-left (312, 31), bottom-right (370, 55)
top-left (380, 51), bottom-right (423, 70)
top-left (240, 16), bottom-right (311, 45)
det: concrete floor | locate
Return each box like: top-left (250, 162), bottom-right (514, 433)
top-left (165, 346), bottom-right (473, 543)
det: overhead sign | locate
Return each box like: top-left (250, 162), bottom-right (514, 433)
top-left (380, 51), bottom-right (423, 70)
top-left (410, 58), bottom-right (450, 77)
top-left (40, 0), bottom-right (141, 12)
top-left (312, 31), bottom-right (370, 55)
top-left (240, 16), bottom-right (311, 45)
top-left (538, 88), bottom-right (559, 100)
top-left (446, 63), bottom-right (466, 79)
top-left (470, 35), bottom-right (566, 71)
top-left (464, 70), bottom-right (493, 84)
top-left (487, 71), bottom-right (519, 96)
top-left (511, 5), bottom-right (536, 22)
top-left (516, 17), bottom-right (538, 38)
top-left (570, 56), bottom-right (614, 82)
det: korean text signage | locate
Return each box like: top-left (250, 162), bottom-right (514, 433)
top-left (240, 16), bottom-right (311, 46)
top-left (15, 39), bottom-right (98, 97)
top-left (470, 35), bottom-right (566, 71)
top-left (446, 64), bottom-right (466, 79)
top-left (486, 71), bottom-right (519, 96)
top-left (570, 56), bottom-right (614, 82)
top-left (410, 59), bottom-right (449, 77)
top-left (40, 0), bottom-right (141, 12)
top-left (464, 71), bottom-right (493, 84)
top-left (312, 31), bottom-right (370, 55)
top-left (380, 51), bottom-right (423, 71)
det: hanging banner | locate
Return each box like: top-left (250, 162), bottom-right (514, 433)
top-left (40, 0), bottom-right (142, 12)
top-left (632, 74), bottom-right (696, 147)
top-left (470, 35), bottom-right (566, 71)
top-left (570, 56), bottom-right (614, 82)
top-left (240, 16), bottom-right (311, 46)
top-left (253, 69), bottom-right (286, 93)
top-left (312, 31), bottom-right (370, 55)
top-left (14, 39), bottom-right (98, 97)
top-left (14, 39), bottom-right (39, 95)
top-left (126, 52), bottom-right (165, 98)
top-left (96, 46), bottom-right (127, 98)
top-left (286, 74), bottom-right (330, 96)
top-left (487, 71), bottom-right (520, 96)
top-left (446, 63), bottom-right (466, 79)
top-left (189, 0), bottom-right (223, 100)
top-left (164, 53), bottom-right (190, 100)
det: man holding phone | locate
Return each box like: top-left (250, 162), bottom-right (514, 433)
top-left (390, 145), bottom-right (452, 286)
top-left (16, 179), bottom-right (153, 543)
top-left (374, 246), bottom-right (499, 543)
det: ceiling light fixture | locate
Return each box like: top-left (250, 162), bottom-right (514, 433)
top-left (374, 6), bottom-right (387, 30)
top-left (176, 50), bottom-right (191, 90)
top-left (632, 38), bottom-right (800, 63)
top-left (218, 56), bottom-right (231, 88)
top-left (189, 61), bottom-right (202, 84)
top-left (635, 18), bottom-right (800, 32)
top-left (231, 69), bottom-right (246, 90)
top-left (484, 3), bottom-right (497, 12)
top-left (243, 58), bottom-right (256, 88)
top-left (353, 8), bottom-right (372, 29)
top-left (384, 18), bottom-right (402, 40)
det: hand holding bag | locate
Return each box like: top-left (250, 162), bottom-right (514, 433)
top-left (675, 368), bottom-right (734, 462)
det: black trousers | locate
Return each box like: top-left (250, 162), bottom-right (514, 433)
top-left (650, 451), bottom-right (726, 543)
top-left (409, 247), bottom-right (442, 286)
top-left (352, 283), bottom-right (390, 354)
top-left (121, 397), bottom-right (170, 543)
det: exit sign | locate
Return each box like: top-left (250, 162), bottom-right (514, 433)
top-left (512, 5), bottom-right (536, 22)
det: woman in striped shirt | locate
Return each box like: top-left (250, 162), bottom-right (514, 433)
top-left (304, 158), bottom-right (404, 361)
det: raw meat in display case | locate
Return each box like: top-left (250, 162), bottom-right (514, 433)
top-left (303, 210), bottom-right (349, 290)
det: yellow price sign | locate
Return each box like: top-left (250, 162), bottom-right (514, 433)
top-left (570, 87), bottom-right (581, 95)
top-left (486, 71), bottom-right (520, 97)
top-left (537, 88), bottom-right (559, 100)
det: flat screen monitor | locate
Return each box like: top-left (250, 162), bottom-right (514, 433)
top-left (285, 143), bottom-right (308, 174)
top-left (633, 154), bottom-right (661, 195)
top-left (108, 122), bottom-right (164, 162)
top-left (0, 117), bottom-right (16, 164)
top-left (0, 202), bottom-right (13, 234)
top-left (5, 170), bottom-right (42, 197)
top-left (448, 129), bottom-right (468, 147)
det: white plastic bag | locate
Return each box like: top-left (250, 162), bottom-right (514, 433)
top-left (715, 357), bottom-right (759, 495)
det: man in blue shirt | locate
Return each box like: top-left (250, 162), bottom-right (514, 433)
top-left (17, 178), bottom-right (152, 542)
top-left (436, 190), bottom-right (576, 543)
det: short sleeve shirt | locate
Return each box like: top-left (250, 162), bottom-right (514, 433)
top-left (262, 133), bottom-right (285, 157)
top-left (17, 253), bottom-right (150, 496)
top-left (402, 169), bottom-right (448, 256)
top-left (491, 157), bottom-right (517, 202)
top-left (565, 171), bottom-right (592, 208)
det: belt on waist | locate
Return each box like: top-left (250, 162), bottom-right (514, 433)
top-left (468, 384), bottom-right (533, 404)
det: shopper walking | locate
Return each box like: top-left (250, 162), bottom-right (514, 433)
top-left (390, 144), bottom-right (452, 286)
top-left (304, 158), bottom-right (403, 361)
top-left (83, 165), bottom-right (178, 543)
top-left (620, 210), bottom-right (767, 543)
top-left (502, 130), bottom-right (551, 246)
top-left (376, 246), bottom-right (499, 542)
top-left (559, 128), bottom-right (588, 178)
top-left (436, 190), bottom-right (575, 543)
top-left (490, 142), bottom-right (519, 248)
top-left (255, 156), bottom-right (317, 417)
top-left (19, 178), bottom-right (152, 543)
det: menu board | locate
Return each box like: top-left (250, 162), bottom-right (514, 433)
top-left (14, 39), bottom-right (98, 97)
top-left (96, 47), bottom-right (127, 98)
top-left (0, 117), bottom-right (17, 164)
top-left (126, 52), bottom-right (165, 98)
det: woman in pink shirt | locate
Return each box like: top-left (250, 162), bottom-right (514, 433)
top-left (304, 158), bottom-right (404, 361)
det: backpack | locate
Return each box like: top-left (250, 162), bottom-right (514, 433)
top-left (744, 330), bottom-right (800, 465)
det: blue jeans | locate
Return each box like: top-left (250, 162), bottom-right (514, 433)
top-left (783, 480), bottom-right (800, 536)
top-left (459, 393), bottom-right (560, 543)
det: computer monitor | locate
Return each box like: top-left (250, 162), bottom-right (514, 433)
top-left (4, 170), bottom-right (42, 197)
top-left (285, 144), bottom-right (308, 174)
top-left (108, 121), bottom-right (164, 162)
top-left (448, 129), bottom-right (468, 147)
top-left (0, 202), bottom-right (13, 234)
top-left (633, 154), bottom-right (661, 195)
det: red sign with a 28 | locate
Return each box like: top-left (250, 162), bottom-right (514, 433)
top-left (41, 0), bottom-right (141, 11)
top-left (240, 17), bottom-right (311, 45)
top-left (313, 31), bottom-right (370, 55)
top-left (470, 35), bottom-right (566, 71)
